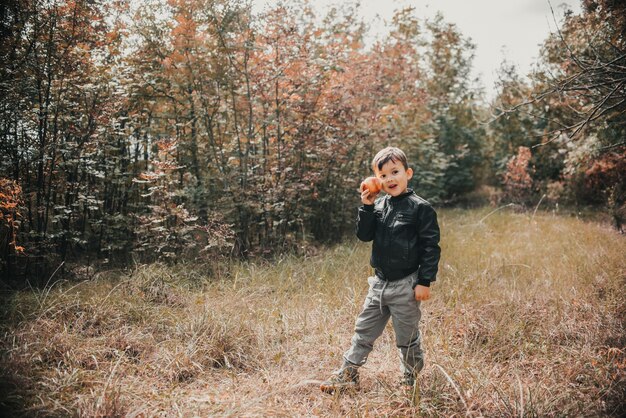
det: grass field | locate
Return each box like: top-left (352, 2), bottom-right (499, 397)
top-left (1, 208), bottom-right (624, 417)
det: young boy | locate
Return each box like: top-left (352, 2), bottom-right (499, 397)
top-left (320, 146), bottom-right (441, 393)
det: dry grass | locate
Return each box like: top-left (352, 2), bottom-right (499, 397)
top-left (1, 208), bottom-right (624, 417)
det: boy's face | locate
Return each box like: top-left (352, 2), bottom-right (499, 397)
top-left (375, 159), bottom-right (413, 197)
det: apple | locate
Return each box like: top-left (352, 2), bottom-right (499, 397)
top-left (361, 176), bottom-right (382, 195)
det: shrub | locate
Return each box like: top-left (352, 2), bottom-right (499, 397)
top-left (0, 178), bottom-right (24, 281)
top-left (502, 146), bottom-right (534, 205)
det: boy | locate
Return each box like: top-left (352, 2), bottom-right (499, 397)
top-left (320, 146), bottom-right (441, 393)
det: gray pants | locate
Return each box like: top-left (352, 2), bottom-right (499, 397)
top-left (344, 273), bottom-right (424, 374)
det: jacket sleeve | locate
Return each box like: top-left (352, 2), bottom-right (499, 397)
top-left (356, 204), bottom-right (376, 242)
top-left (416, 204), bottom-right (441, 286)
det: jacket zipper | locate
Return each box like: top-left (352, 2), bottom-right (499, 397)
top-left (382, 197), bottom-right (394, 268)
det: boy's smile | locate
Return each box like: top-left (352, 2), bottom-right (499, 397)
top-left (375, 160), bottom-right (413, 197)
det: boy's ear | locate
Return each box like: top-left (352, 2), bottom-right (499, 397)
top-left (406, 167), bottom-right (413, 179)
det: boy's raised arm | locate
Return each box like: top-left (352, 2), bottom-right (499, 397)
top-left (356, 203), bottom-right (376, 242)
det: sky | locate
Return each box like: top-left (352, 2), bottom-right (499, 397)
top-left (251, 0), bottom-right (582, 100)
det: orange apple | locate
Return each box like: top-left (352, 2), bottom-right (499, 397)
top-left (361, 176), bottom-right (382, 194)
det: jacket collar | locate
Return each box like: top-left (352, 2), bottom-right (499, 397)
top-left (389, 188), bottom-right (414, 203)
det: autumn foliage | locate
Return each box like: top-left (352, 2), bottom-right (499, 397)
top-left (1, 0), bottom-right (625, 282)
top-left (0, 0), bottom-right (485, 282)
top-left (502, 146), bottom-right (534, 205)
top-left (0, 179), bottom-right (24, 275)
top-left (489, 0), bottom-right (626, 215)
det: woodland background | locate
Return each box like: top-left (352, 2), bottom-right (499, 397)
top-left (1, 0), bottom-right (625, 282)
top-left (1, 1), bottom-right (625, 416)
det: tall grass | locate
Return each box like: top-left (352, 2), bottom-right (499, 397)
top-left (1, 208), bottom-right (624, 417)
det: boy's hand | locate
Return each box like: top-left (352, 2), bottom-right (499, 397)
top-left (414, 285), bottom-right (430, 301)
top-left (360, 187), bottom-right (378, 205)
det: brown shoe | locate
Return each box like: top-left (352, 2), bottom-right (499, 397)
top-left (320, 367), bottom-right (359, 393)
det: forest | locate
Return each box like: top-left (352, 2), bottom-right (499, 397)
top-left (1, 0), bottom-right (624, 282)
top-left (0, 1), bottom-right (625, 416)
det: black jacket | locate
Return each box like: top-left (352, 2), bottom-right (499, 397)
top-left (356, 189), bottom-right (441, 287)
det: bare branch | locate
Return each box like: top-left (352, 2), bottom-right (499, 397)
top-left (568, 80), bottom-right (625, 139)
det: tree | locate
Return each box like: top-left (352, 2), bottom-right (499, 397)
top-left (487, 1), bottom-right (625, 217)
top-left (0, 0), bottom-right (123, 281)
top-left (0, 0), bottom-right (497, 280)
top-left (410, 13), bottom-right (484, 202)
top-left (534, 1), bottom-right (625, 216)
